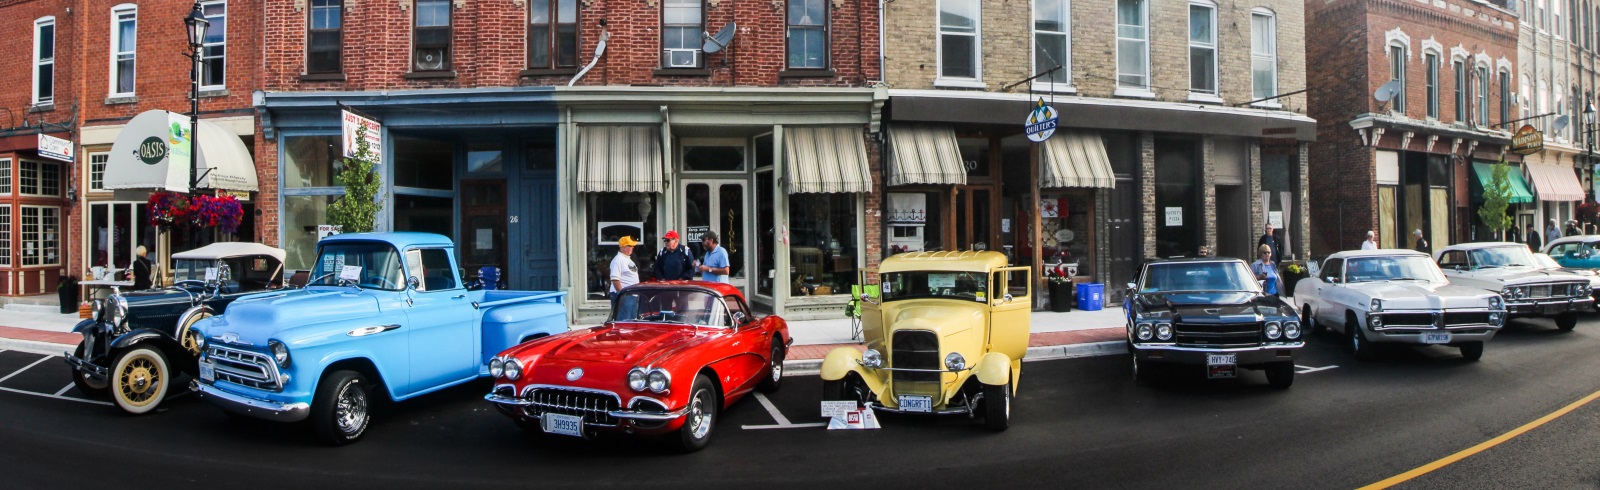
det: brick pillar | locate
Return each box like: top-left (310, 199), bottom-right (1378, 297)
top-left (864, 130), bottom-right (884, 270)
top-left (1249, 140), bottom-right (1263, 241)
top-left (1297, 142), bottom-right (1311, 260)
top-left (1140, 132), bottom-right (1156, 259)
top-left (1202, 136), bottom-right (1218, 253)
top-left (255, 118), bottom-right (280, 248)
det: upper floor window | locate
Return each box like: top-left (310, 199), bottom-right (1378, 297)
top-left (1541, 0), bottom-right (1549, 31)
top-left (1189, 2), bottom-right (1217, 96)
top-left (787, 0), bottom-right (828, 69)
top-left (1555, 0), bottom-right (1564, 37)
top-left (34, 17), bottom-right (54, 105)
top-left (1499, 70), bottom-right (1511, 127)
top-left (307, 0), bottom-right (341, 74)
top-left (201, 2), bottom-right (226, 89)
top-left (413, 0), bottom-right (451, 72)
top-left (1116, 0), bottom-right (1149, 91)
top-left (663, 0), bottom-right (704, 68)
top-left (1251, 10), bottom-right (1277, 102)
top-left (111, 5), bottom-right (137, 96)
top-left (1424, 52), bottom-right (1439, 119)
top-left (1478, 66), bottom-right (1491, 128)
top-left (89, 153), bottom-right (109, 191)
top-left (529, 0), bottom-right (579, 69)
top-left (0, 160), bottom-right (10, 195)
top-left (1456, 60), bottom-right (1468, 121)
top-left (1387, 44), bottom-right (1406, 112)
top-left (939, 0), bottom-right (981, 82)
top-left (19, 160), bottom-right (60, 197)
top-left (1032, 0), bottom-right (1071, 90)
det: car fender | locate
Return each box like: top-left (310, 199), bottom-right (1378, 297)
top-left (973, 352), bottom-right (1012, 388)
top-left (70, 318), bottom-right (102, 334)
top-left (820, 347), bottom-right (887, 395)
top-left (109, 328), bottom-right (183, 358)
top-left (176, 305), bottom-right (217, 331)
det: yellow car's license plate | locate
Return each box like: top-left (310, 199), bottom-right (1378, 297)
top-left (897, 395), bottom-right (932, 412)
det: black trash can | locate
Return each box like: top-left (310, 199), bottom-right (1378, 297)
top-left (1049, 282), bottom-right (1074, 312)
top-left (58, 275), bottom-right (79, 314)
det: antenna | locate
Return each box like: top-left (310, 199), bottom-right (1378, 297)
top-left (1553, 114), bottom-right (1571, 134)
top-left (1373, 80), bottom-right (1402, 113)
top-left (703, 21), bottom-right (737, 64)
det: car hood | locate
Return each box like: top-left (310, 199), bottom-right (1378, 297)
top-left (1133, 292), bottom-right (1293, 320)
top-left (196, 288), bottom-right (383, 346)
top-left (533, 323), bottom-right (711, 367)
top-left (119, 286), bottom-right (198, 305)
top-left (1343, 281), bottom-right (1492, 309)
top-left (884, 302), bottom-right (985, 338)
top-left (1445, 267), bottom-right (1591, 287)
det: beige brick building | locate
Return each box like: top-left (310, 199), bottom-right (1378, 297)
top-left (879, 0), bottom-right (1314, 304)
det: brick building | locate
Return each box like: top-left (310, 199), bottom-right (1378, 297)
top-left (1305, 0), bottom-right (1519, 256)
top-left (880, 0), bottom-right (1313, 302)
top-left (1516, 0), bottom-right (1599, 236)
top-left (257, 0), bottom-right (884, 321)
top-left (0, 0), bottom-right (78, 295)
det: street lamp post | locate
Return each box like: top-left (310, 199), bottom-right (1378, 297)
top-left (183, 3), bottom-right (208, 197)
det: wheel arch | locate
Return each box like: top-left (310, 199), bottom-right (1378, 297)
top-left (695, 366), bottom-right (726, 409)
top-left (323, 357), bottom-right (391, 402)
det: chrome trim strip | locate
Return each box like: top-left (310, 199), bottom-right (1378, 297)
top-left (1133, 342), bottom-right (1304, 352)
top-left (854, 361), bottom-right (973, 373)
top-left (869, 402), bottom-right (971, 415)
top-left (191, 380), bottom-right (310, 423)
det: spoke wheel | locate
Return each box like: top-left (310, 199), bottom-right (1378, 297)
top-left (179, 310), bottom-right (212, 356)
top-left (758, 344), bottom-right (784, 393)
top-left (71, 344), bottom-right (108, 396)
top-left (111, 346), bottom-right (170, 415)
top-left (676, 375), bottom-right (718, 453)
top-left (312, 370), bottom-right (372, 445)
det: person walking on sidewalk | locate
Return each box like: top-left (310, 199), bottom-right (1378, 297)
top-left (1251, 244), bottom-right (1281, 296)
top-left (697, 231), bottom-right (731, 283)
top-left (1547, 219), bottom-right (1563, 243)
top-left (653, 230), bottom-right (694, 281)
top-left (1258, 223), bottom-right (1282, 266)
top-left (130, 245), bottom-right (153, 290)
top-left (1566, 220), bottom-right (1581, 238)
top-left (1412, 229), bottom-right (1431, 255)
top-left (1360, 230), bottom-right (1378, 250)
top-left (1526, 223), bottom-right (1543, 252)
top-left (609, 236), bottom-right (641, 300)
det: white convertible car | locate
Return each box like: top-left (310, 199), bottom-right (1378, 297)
top-left (1295, 250), bottom-right (1505, 361)
top-left (1435, 242), bottom-right (1593, 331)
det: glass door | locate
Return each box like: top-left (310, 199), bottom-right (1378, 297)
top-left (682, 180), bottom-right (748, 295)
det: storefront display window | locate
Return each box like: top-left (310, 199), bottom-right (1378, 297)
top-left (284, 136), bottom-right (342, 188)
top-left (394, 194), bottom-right (454, 237)
top-left (586, 193), bottom-right (658, 300)
top-left (0, 205), bottom-right (10, 267)
top-left (89, 202), bottom-right (153, 271)
top-left (20, 205), bottom-right (58, 266)
top-left (395, 136), bottom-right (454, 190)
top-left (756, 171), bottom-right (776, 297)
top-left (1041, 193), bottom-right (1091, 276)
top-left (283, 195), bottom-right (337, 271)
top-left (789, 193), bottom-right (856, 296)
top-left (682, 144), bottom-right (745, 172)
top-left (467, 143), bottom-right (503, 173)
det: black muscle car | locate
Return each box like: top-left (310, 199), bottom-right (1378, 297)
top-left (65, 242), bottom-right (285, 414)
top-left (1122, 258), bottom-right (1302, 389)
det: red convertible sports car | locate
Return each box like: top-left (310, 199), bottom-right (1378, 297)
top-left (485, 281), bottom-right (791, 452)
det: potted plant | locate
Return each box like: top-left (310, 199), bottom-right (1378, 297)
top-left (1281, 262), bottom-right (1308, 297)
top-left (1046, 254), bottom-right (1074, 312)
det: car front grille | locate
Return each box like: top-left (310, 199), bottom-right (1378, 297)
top-left (207, 345), bottom-right (281, 391)
top-left (1380, 313), bottom-right (1435, 328)
top-left (1514, 282), bottom-right (1588, 301)
top-left (1443, 312), bottom-right (1492, 326)
top-left (522, 388), bottom-right (622, 427)
top-left (1172, 322), bottom-right (1261, 347)
top-left (891, 330), bottom-right (941, 396)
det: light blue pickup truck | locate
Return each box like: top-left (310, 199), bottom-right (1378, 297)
top-left (190, 232), bottom-right (567, 445)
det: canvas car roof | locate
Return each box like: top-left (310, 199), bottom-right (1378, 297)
top-left (172, 242), bottom-right (286, 262)
top-left (1325, 249), bottom-right (1430, 260)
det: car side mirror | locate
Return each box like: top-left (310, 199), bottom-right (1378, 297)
top-left (1326, 277), bottom-right (1339, 284)
top-left (732, 311), bottom-right (748, 325)
top-left (407, 276), bottom-right (421, 291)
top-left (1125, 282), bottom-right (1137, 294)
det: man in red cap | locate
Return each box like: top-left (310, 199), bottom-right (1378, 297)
top-left (653, 229), bottom-right (695, 281)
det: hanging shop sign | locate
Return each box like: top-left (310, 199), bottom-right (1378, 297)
top-left (1025, 98), bottom-right (1059, 143)
top-left (1511, 125), bottom-right (1544, 155)
top-left (37, 134), bottom-right (74, 163)
top-left (341, 107), bottom-right (383, 161)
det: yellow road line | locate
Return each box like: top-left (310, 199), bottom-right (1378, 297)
top-left (1361, 388), bottom-right (1600, 489)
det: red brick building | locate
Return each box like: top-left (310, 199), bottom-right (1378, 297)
top-left (1305, 0), bottom-right (1520, 256)
top-left (259, 0), bottom-right (883, 320)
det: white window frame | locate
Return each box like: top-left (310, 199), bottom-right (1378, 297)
top-left (89, 152), bottom-right (109, 191)
top-left (1115, 0), bottom-right (1152, 97)
top-left (1499, 69), bottom-right (1512, 128)
top-left (1555, 0), bottom-right (1564, 38)
top-left (0, 159), bottom-right (10, 195)
top-left (1387, 43), bottom-right (1407, 113)
top-left (110, 4), bottom-right (137, 97)
top-left (1031, 0), bottom-right (1073, 93)
top-left (18, 160), bottom-right (59, 198)
top-left (1250, 9), bottom-right (1279, 107)
top-left (1479, 64), bottom-right (1492, 130)
top-left (1424, 51), bottom-right (1439, 119)
top-left (33, 17), bottom-right (55, 106)
top-left (0, 204), bottom-right (10, 267)
top-left (936, 0), bottom-right (984, 88)
top-left (200, 1), bottom-right (227, 91)
top-left (20, 205), bottom-right (60, 267)
top-left (1188, 1), bottom-right (1220, 102)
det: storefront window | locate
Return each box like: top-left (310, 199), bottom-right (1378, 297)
top-left (1154, 139), bottom-right (1198, 258)
top-left (89, 202), bottom-right (153, 271)
top-left (586, 193), bottom-right (658, 300)
top-left (467, 143), bottom-right (503, 173)
top-left (958, 137), bottom-right (990, 178)
top-left (20, 205), bottom-right (58, 266)
top-left (0, 205), bottom-right (10, 267)
top-left (1041, 192), bottom-right (1091, 276)
top-left (394, 136), bottom-right (454, 190)
top-left (789, 193), bottom-right (856, 296)
top-left (394, 194), bottom-right (454, 237)
top-left (284, 136), bottom-right (342, 188)
top-left (283, 195), bottom-right (337, 271)
top-left (756, 171), bottom-right (776, 297)
top-left (682, 144), bottom-right (745, 172)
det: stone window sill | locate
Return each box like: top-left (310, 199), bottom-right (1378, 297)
top-left (105, 96), bottom-right (138, 105)
top-left (200, 89), bottom-right (230, 98)
top-left (652, 68), bottom-right (711, 77)
top-left (298, 73), bottom-right (346, 82)
top-left (521, 68), bottom-right (578, 77)
top-left (1114, 87), bottom-right (1155, 99)
top-left (1187, 92), bottom-right (1225, 104)
top-left (27, 103), bottom-right (54, 113)
top-left (780, 69), bottom-right (836, 78)
top-left (404, 71), bottom-right (458, 80)
top-left (934, 78), bottom-right (987, 89)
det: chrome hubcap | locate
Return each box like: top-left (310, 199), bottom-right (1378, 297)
top-left (687, 390), bottom-right (712, 439)
top-left (771, 356), bottom-right (783, 381)
top-left (335, 382), bottom-right (368, 434)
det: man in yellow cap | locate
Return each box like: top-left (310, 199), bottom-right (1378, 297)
top-left (609, 236), bottom-right (640, 299)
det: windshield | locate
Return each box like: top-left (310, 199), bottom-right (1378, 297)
top-left (880, 271), bottom-right (989, 303)
top-left (613, 289), bottom-right (730, 327)
top-left (1344, 256), bottom-right (1446, 283)
top-left (1468, 245), bottom-right (1535, 269)
top-left (1139, 261), bottom-right (1259, 293)
top-left (308, 242), bottom-right (406, 290)
top-left (172, 259), bottom-right (221, 283)
top-left (1533, 253), bottom-right (1562, 270)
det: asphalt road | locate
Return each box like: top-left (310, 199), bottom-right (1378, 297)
top-left (3, 316), bottom-right (1599, 489)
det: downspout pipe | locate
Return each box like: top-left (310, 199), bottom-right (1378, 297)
top-left (570, 23), bottom-right (611, 87)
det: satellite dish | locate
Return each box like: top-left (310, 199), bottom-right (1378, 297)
top-left (1553, 114), bottom-right (1571, 134)
top-left (703, 22), bottom-right (737, 54)
top-left (1373, 80), bottom-right (1402, 102)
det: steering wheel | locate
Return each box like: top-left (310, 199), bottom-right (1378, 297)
top-left (367, 276), bottom-right (399, 289)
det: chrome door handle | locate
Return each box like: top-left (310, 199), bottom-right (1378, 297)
top-left (453, 294), bottom-right (467, 299)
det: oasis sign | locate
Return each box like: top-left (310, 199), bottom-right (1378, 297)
top-left (1511, 125), bottom-right (1544, 155)
top-left (137, 136), bottom-right (168, 165)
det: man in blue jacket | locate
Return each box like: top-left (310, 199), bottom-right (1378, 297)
top-left (653, 229), bottom-right (695, 281)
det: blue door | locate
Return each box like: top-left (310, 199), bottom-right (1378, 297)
top-left (403, 247), bottom-right (477, 394)
top-left (516, 178), bottom-right (560, 290)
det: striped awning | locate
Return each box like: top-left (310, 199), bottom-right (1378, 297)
top-left (785, 127), bottom-right (872, 193)
top-left (887, 125), bottom-right (966, 186)
top-left (1040, 131), bottom-right (1115, 189)
top-left (577, 126), bottom-right (663, 193)
top-left (1525, 162), bottom-right (1585, 202)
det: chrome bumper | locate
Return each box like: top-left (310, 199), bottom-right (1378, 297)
top-left (482, 393), bottom-right (690, 421)
top-left (1506, 297), bottom-right (1594, 315)
top-left (1133, 343), bottom-right (1302, 365)
top-left (191, 380), bottom-right (310, 423)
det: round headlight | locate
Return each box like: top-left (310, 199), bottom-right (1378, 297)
top-left (1155, 323), bottom-right (1173, 341)
top-left (1265, 322), bottom-right (1282, 340)
top-left (268, 340), bottom-right (291, 368)
top-left (1370, 298), bottom-right (1383, 312)
top-left (489, 358), bottom-right (505, 378)
top-left (91, 299), bottom-right (103, 321)
top-left (1516, 287), bottom-right (1527, 299)
top-left (646, 369), bottom-right (670, 393)
top-left (944, 352), bottom-right (966, 371)
top-left (1501, 287), bottom-right (1513, 297)
top-left (504, 359), bottom-right (523, 381)
top-left (627, 367), bottom-right (648, 391)
top-left (1136, 323), bottom-right (1153, 340)
top-left (862, 349), bottom-right (884, 368)
top-left (1370, 315), bottom-right (1383, 328)
top-left (1489, 296), bottom-right (1504, 310)
top-left (1284, 321), bottom-right (1301, 339)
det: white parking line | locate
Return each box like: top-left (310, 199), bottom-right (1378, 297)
top-left (53, 383), bottom-right (74, 397)
top-left (1296, 364), bottom-right (1339, 374)
top-left (740, 392), bottom-right (828, 430)
top-left (0, 386), bottom-right (112, 406)
top-left (0, 355), bottom-right (54, 384)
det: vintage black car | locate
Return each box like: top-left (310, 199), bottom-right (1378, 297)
top-left (1122, 257), bottom-right (1303, 389)
top-left (65, 242), bottom-right (285, 414)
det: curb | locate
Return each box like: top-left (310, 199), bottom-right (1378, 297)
top-left (782, 340), bottom-right (1125, 377)
top-left (0, 338), bottom-right (73, 357)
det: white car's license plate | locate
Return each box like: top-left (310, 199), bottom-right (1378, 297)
top-left (897, 395), bottom-right (933, 413)
top-left (198, 361), bottom-right (214, 382)
top-left (1206, 354), bottom-right (1237, 366)
top-left (1422, 332), bottom-right (1452, 344)
top-left (542, 413), bottom-right (584, 437)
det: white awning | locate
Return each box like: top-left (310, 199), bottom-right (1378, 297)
top-left (1525, 162), bottom-right (1585, 202)
top-left (887, 125), bottom-right (966, 186)
top-left (785, 127), bottom-right (872, 193)
top-left (103, 110), bottom-right (259, 193)
top-left (577, 126), bottom-right (664, 193)
top-left (172, 242), bottom-right (286, 262)
top-left (1040, 131), bottom-right (1115, 189)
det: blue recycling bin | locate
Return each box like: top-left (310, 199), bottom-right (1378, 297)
top-left (1076, 283), bottom-right (1104, 311)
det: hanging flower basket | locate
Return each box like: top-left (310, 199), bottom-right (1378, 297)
top-left (190, 195), bottom-right (244, 233)
top-left (147, 191), bottom-right (191, 229)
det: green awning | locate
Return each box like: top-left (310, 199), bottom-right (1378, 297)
top-left (1472, 162), bottom-right (1534, 204)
